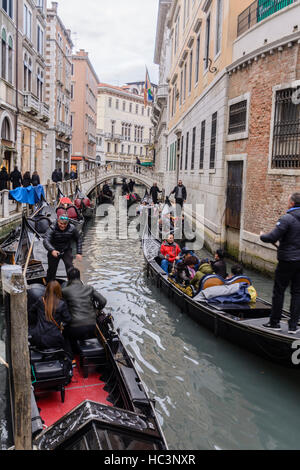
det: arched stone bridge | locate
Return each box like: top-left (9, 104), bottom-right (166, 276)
top-left (79, 162), bottom-right (164, 196)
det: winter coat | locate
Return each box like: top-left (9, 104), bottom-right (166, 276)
top-left (260, 208), bottom-right (300, 262)
top-left (191, 263), bottom-right (214, 291)
top-left (160, 241), bottom-right (181, 263)
top-left (44, 221), bottom-right (82, 255)
top-left (32, 174), bottom-right (40, 186)
top-left (150, 186), bottom-right (162, 201)
top-left (62, 279), bottom-right (107, 328)
top-left (22, 175), bottom-right (32, 187)
top-left (210, 259), bottom-right (227, 279)
top-left (52, 170), bottom-right (59, 183)
top-left (29, 298), bottom-right (72, 350)
top-left (171, 185), bottom-right (187, 201)
top-left (10, 169), bottom-right (22, 189)
top-left (0, 169), bottom-right (9, 190)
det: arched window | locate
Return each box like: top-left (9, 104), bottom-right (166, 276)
top-left (8, 36), bottom-right (13, 83)
top-left (1, 28), bottom-right (7, 79)
top-left (1, 117), bottom-right (11, 141)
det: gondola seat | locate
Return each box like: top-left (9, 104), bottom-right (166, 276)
top-left (76, 338), bottom-right (107, 378)
top-left (199, 274), bottom-right (226, 291)
top-left (34, 217), bottom-right (52, 234)
top-left (226, 276), bottom-right (252, 286)
top-left (30, 348), bottom-right (70, 403)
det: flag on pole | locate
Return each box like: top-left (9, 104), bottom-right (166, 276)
top-left (144, 67), bottom-right (154, 107)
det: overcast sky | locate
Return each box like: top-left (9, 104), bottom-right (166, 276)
top-left (50, 0), bottom-right (159, 86)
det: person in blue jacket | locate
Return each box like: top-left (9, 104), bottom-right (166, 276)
top-left (260, 193), bottom-right (300, 334)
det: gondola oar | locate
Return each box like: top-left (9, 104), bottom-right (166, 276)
top-left (23, 233), bottom-right (36, 279)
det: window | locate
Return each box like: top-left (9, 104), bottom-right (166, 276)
top-left (215, 0), bottom-right (223, 56)
top-left (37, 24), bottom-right (44, 55)
top-left (204, 14), bottom-right (211, 70)
top-left (116, 99), bottom-right (119, 110)
top-left (191, 127), bottom-right (196, 170)
top-left (228, 100), bottom-right (247, 135)
top-left (185, 132), bottom-right (189, 170)
top-left (8, 36), bottom-right (13, 83)
top-left (174, 15), bottom-right (180, 54)
top-left (272, 87), bottom-right (300, 169)
top-left (183, 63), bottom-right (187, 102)
top-left (180, 135), bottom-right (184, 170)
top-left (128, 145), bottom-right (131, 154)
top-left (23, 55), bottom-right (32, 92)
top-left (189, 50), bottom-right (193, 94)
top-left (24, 3), bottom-right (32, 41)
top-left (136, 104), bottom-right (138, 114)
top-left (195, 35), bottom-right (200, 84)
top-left (1, 117), bottom-right (11, 141)
top-left (180, 70), bottom-right (183, 106)
top-left (199, 120), bottom-right (205, 170)
top-left (129, 103), bottom-right (132, 113)
top-left (1, 28), bottom-right (6, 80)
top-left (2, 0), bottom-right (13, 18)
top-left (37, 68), bottom-right (43, 101)
top-left (108, 98), bottom-right (112, 107)
top-left (210, 112), bottom-right (217, 169)
top-left (107, 142), bottom-right (111, 153)
top-left (114, 143), bottom-right (118, 153)
top-left (123, 101), bottom-right (126, 111)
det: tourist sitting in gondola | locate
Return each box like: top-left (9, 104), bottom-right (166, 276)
top-left (226, 264), bottom-right (244, 280)
top-left (210, 249), bottom-right (227, 279)
top-left (29, 281), bottom-right (72, 353)
top-left (62, 267), bottom-right (107, 353)
top-left (191, 258), bottom-right (215, 292)
top-left (173, 256), bottom-right (199, 286)
top-left (43, 215), bottom-right (82, 282)
top-left (159, 234), bottom-right (181, 274)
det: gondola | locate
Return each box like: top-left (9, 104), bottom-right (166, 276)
top-left (4, 218), bottom-right (167, 451)
top-left (74, 187), bottom-right (96, 221)
top-left (55, 185), bottom-right (85, 234)
top-left (97, 183), bottom-right (115, 206)
top-left (142, 216), bottom-right (300, 370)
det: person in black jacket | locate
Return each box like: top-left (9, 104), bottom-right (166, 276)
top-left (210, 249), bottom-right (227, 279)
top-left (44, 215), bottom-right (82, 282)
top-left (29, 281), bottom-right (72, 351)
top-left (57, 168), bottom-right (63, 182)
top-left (52, 169), bottom-right (59, 183)
top-left (22, 171), bottom-right (32, 187)
top-left (0, 167), bottom-right (9, 190)
top-left (260, 193), bottom-right (300, 334)
top-left (32, 171), bottom-right (40, 186)
top-left (171, 180), bottom-right (187, 208)
top-left (10, 166), bottom-right (22, 189)
top-left (150, 182), bottom-right (162, 204)
top-left (62, 267), bottom-right (107, 351)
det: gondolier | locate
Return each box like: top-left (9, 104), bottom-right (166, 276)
top-left (171, 180), bottom-right (187, 208)
top-left (260, 192), bottom-right (300, 334)
top-left (44, 215), bottom-right (82, 281)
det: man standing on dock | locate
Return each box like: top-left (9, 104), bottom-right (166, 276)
top-left (44, 215), bottom-right (82, 281)
top-left (260, 193), bottom-right (300, 334)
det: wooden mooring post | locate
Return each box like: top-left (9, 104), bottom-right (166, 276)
top-left (1, 265), bottom-right (32, 450)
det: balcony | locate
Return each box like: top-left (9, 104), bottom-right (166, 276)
top-left (88, 134), bottom-right (97, 144)
top-left (23, 92), bottom-right (40, 115)
top-left (104, 133), bottom-right (123, 142)
top-left (237, 0), bottom-right (298, 37)
top-left (39, 102), bottom-right (50, 122)
top-left (57, 121), bottom-right (72, 139)
top-left (156, 84), bottom-right (168, 102)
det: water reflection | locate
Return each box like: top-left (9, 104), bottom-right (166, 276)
top-left (80, 194), bottom-right (300, 450)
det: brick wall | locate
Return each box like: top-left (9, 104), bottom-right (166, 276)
top-left (227, 43), bottom-right (300, 236)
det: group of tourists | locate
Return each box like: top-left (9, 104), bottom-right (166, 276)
top-left (0, 166), bottom-right (41, 191)
top-left (29, 212), bottom-right (106, 361)
top-left (51, 168), bottom-right (78, 183)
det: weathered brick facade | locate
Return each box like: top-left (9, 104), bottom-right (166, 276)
top-left (226, 38), bottom-right (300, 272)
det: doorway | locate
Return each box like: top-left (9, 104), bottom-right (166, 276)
top-left (225, 160), bottom-right (244, 258)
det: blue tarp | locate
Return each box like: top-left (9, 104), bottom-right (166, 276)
top-left (9, 185), bottom-right (45, 204)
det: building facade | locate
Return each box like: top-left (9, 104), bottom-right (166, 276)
top-left (225, 0), bottom-right (300, 272)
top-left (45, 1), bottom-right (73, 178)
top-left (16, 0), bottom-right (50, 183)
top-left (0, 0), bottom-right (18, 174)
top-left (71, 49), bottom-right (99, 174)
top-left (97, 82), bottom-right (154, 164)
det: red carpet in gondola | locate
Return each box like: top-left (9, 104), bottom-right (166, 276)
top-left (36, 361), bottom-right (112, 428)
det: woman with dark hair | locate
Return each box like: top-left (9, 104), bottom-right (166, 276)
top-left (210, 249), bottom-right (227, 279)
top-left (29, 281), bottom-right (72, 351)
top-left (22, 171), bottom-right (32, 187)
top-left (31, 171), bottom-right (40, 186)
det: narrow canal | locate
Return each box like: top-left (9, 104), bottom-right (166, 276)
top-left (1, 186), bottom-right (300, 450)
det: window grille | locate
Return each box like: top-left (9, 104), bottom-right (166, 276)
top-left (210, 112), bottom-right (217, 169)
top-left (272, 87), bottom-right (300, 169)
top-left (228, 100), bottom-right (247, 134)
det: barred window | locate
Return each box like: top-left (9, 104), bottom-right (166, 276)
top-left (199, 120), bottom-right (205, 170)
top-left (272, 87), bottom-right (300, 169)
top-left (228, 100), bottom-right (247, 135)
top-left (191, 127), bottom-right (196, 170)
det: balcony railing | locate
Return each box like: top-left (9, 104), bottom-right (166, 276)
top-left (57, 121), bottom-right (72, 138)
top-left (39, 102), bottom-right (50, 121)
top-left (237, 0), bottom-right (298, 37)
top-left (23, 92), bottom-right (40, 115)
top-left (104, 133), bottom-right (123, 142)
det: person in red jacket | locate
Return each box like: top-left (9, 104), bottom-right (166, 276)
top-left (159, 234), bottom-right (181, 274)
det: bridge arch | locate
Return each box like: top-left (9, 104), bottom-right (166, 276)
top-left (79, 162), bottom-right (163, 196)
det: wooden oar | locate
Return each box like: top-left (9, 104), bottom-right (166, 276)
top-left (0, 356), bottom-right (8, 368)
top-left (23, 234), bottom-right (36, 278)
